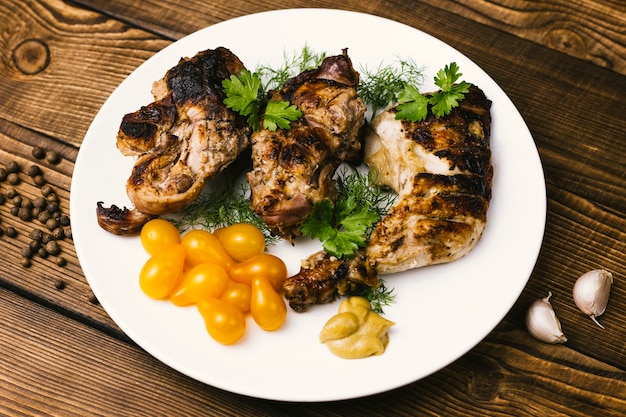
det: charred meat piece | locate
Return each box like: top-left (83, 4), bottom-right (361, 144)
top-left (102, 47), bottom-right (251, 230)
top-left (96, 202), bottom-right (156, 235)
top-left (247, 50), bottom-right (366, 239)
top-left (283, 251), bottom-right (378, 312)
top-left (365, 84), bottom-right (493, 274)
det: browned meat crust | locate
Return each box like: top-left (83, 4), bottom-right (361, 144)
top-left (96, 202), bottom-right (156, 235)
top-left (283, 251), bottom-right (378, 312)
top-left (247, 50), bottom-right (366, 239)
top-left (365, 84), bottom-right (493, 274)
top-left (97, 47), bottom-right (252, 234)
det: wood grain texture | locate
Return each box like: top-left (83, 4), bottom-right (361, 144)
top-left (0, 0), bottom-right (170, 146)
top-left (74, 0), bottom-right (626, 76)
top-left (2, 289), bottom-right (624, 416)
top-left (0, 0), bottom-right (624, 415)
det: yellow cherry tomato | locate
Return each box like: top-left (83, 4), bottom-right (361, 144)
top-left (139, 244), bottom-right (186, 299)
top-left (181, 229), bottom-right (234, 270)
top-left (170, 263), bottom-right (230, 306)
top-left (213, 223), bottom-right (266, 262)
top-left (220, 282), bottom-right (252, 314)
top-left (140, 218), bottom-right (181, 255)
top-left (228, 253), bottom-right (288, 290)
top-left (197, 297), bottom-right (246, 345)
top-left (250, 276), bottom-right (287, 331)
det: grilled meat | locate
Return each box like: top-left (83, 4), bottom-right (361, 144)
top-left (247, 50), bottom-right (366, 239)
top-left (283, 250), bottom-right (378, 312)
top-left (365, 84), bottom-right (492, 274)
top-left (97, 47), bottom-right (251, 234)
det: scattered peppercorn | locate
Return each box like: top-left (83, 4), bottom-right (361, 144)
top-left (45, 240), bottom-right (60, 256)
top-left (88, 293), bottom-right (99, 305)
top-left (0, 193), bottom-right (5, 205)
top-left (5, 188), bottom-right (17, 199)
top-left (5, 226), bottom-right (17, 238)
top-left (7, 173), bottom-right (20, 185)
top-left (21, 246), bottom-right (33, 258)
top-left (45, 218), bottom-right (59, 231)
top-left (52, 227), bottom-right (64, 240)
top-left (29, 240), bottom-right (41, 252)
top-left (21, 198), bottom-right (33, 210)
top-left (6, 161), bottom-right (20, 173)
top-left (33, 175), bottom-right (46, 187)
top-left (32, 146), bottom-right (46, 159)
top-left (37, 247), bottom-right (48, 258)
top-left (46, 150), bottom-right (61, 164)
top-left (29, 229), bottom-right (43, 241)
top-left (18, 207), bottom-right (32, 222)
top-left (58, 215), bottom-right (70, 226)
top-left (21, 257), bottom-right (32, 268)
top-left (55, 256), bottom-right (66, 267)
top-left (33, 196), bottom-right (46, 209)
top-left (38, 211), bottom-right (51, 224)
top-left (54, 279), bottom-right (66, 290)
top-left (41, 184), bottom-right (53, 197)
top-left (0, 168), bottom-right (7, 181)
top-left (27, 165), bottom-right (42, 177)
top-left (46, 202), bottom-right (59, 214)
top-left (63, 226), bottom-right (72, 240)
top-left (41, 232), bottom-right (53, 244)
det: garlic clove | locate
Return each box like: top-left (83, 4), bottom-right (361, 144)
top-left (572, 269), bottom-right (613, 329)
top-left (526, 291), bottom-right (567, 344)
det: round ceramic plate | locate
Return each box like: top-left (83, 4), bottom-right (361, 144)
top-left (70, 9), bottom-right (546, 402)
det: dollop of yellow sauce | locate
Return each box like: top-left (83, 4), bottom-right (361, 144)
top-left (319, 296), bottom-right (395, 359)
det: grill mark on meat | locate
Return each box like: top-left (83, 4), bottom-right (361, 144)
top-left (365, 84), bottom-right (493, 274)
top-left (248, 50), bottom-right (366, 239)
top-left (98, 47), bottom-right (251, 235)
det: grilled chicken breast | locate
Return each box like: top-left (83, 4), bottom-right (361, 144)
top-left (247, 50), bottom-right (366, 239)
top-left (365, 84), bottom-right (493, 274)
top-left (97, 47), bottom-right (251, 234)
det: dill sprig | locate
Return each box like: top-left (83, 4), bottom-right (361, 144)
top-left (358, 57), bottom-right (426, 118)
top-left (167, 181), bottom-right (280, 245)
top-left (255, 45), bottom-right (326, 92)
top-left (335, 167), bottom-right (397, 224)
top-left (352, 279), bottom-right (396, 314)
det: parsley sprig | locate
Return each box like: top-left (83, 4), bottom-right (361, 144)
top-left (222, 69), bottom-right (302, 132)
top-left (396, 62), bottom-right (471, 122)
top-left (300, 169), bottom-right (396, 259)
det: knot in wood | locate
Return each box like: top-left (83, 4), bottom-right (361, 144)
top-left (468, 369), bottom-right (503, 402)
top-left (12, 39), bottom-right (50, 75)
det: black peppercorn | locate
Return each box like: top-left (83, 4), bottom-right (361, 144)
top-left (52, 227), bottom-right (65, 240)
top-left (5, 227), bottom-right (17, 238)
top-left (45, 218), bottom-right (59, 231)
top-left (21, 246), bottom-right (33, 258)
top-left (33, 175), bottom-right (46, 187)
top-left (29, 229), bottom-right (43, 241)
top-left (41, 184), bottom-right (53, 197)
top-left (21, 257), bottom-right (32, 268)
top-left (45, 240), bottom-right (60, 256)
top-left (5, 188), bottom-right (17, 199)
top-left (54, 279), bottom-right (66, 290)
top-left (27, 165), bottom-right (42, 177)
top-left (10, 206), bottom-right (19, 216)
top-left (17, 207), bottom-right (32, 222)
top-left (58, 215), bottom-right (70, 226)
top-left (32, 146), bottom-right (46, 159)
top-left (6, 161), bottom-right (20, 173)
top-left (0, 168), bottom-right (7, 182)
top-left (46, 150), bottom-right (60, 164)
top-left (33, 196), bottom-right (47, 209)
top-left (55, 257), bottom-right (67, 267)
top-left (7, 173), bottom-right (20, 185)
top-left (37, 247), bottom-right (48, 258)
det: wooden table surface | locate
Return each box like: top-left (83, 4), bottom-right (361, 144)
top-left (1, 0), bottom-right (625, 415)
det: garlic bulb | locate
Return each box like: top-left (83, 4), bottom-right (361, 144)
top-left (572, 269), bottom-right (613, 329)
top-left (526, 292), bottom-right (567, 344)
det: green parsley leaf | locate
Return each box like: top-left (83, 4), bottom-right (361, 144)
top-left (300, 169), bottom-right (397, 259)
top-left (263, 100), bottom-right (303, 131)
top-left (222, 70), bottom-right (261, 116)
top-left (395, 84), bottom-right (430, 122)
top-left (395, 62), bottom-right (471, 121)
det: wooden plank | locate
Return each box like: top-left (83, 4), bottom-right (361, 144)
top-left (2, 288), bottom-right (624, 416)
top-left (0, 0), bottom-right (170, 146)
top-left (74, 0), bottom-right (626, 76)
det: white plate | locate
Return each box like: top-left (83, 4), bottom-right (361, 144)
top-left (70, 9), bottom-right (546, 402)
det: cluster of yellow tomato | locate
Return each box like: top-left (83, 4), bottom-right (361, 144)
top-left (138, 219), bottom-right (288, 345)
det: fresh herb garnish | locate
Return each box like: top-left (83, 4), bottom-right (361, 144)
top-left (167, 181), bottom-right (280, 245)
top-left (396, 62), bottom-right (471, 122)
top-left (358, 57), bottom-right (425, 118)
top-left (352, 279), bottom-right (396, 314)
top-left (300, 168), bottom-right (396, 259)
top-left (256, 45), bottom-right (326, 92)
top-left (222, 69), bottom-right (302, 132)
